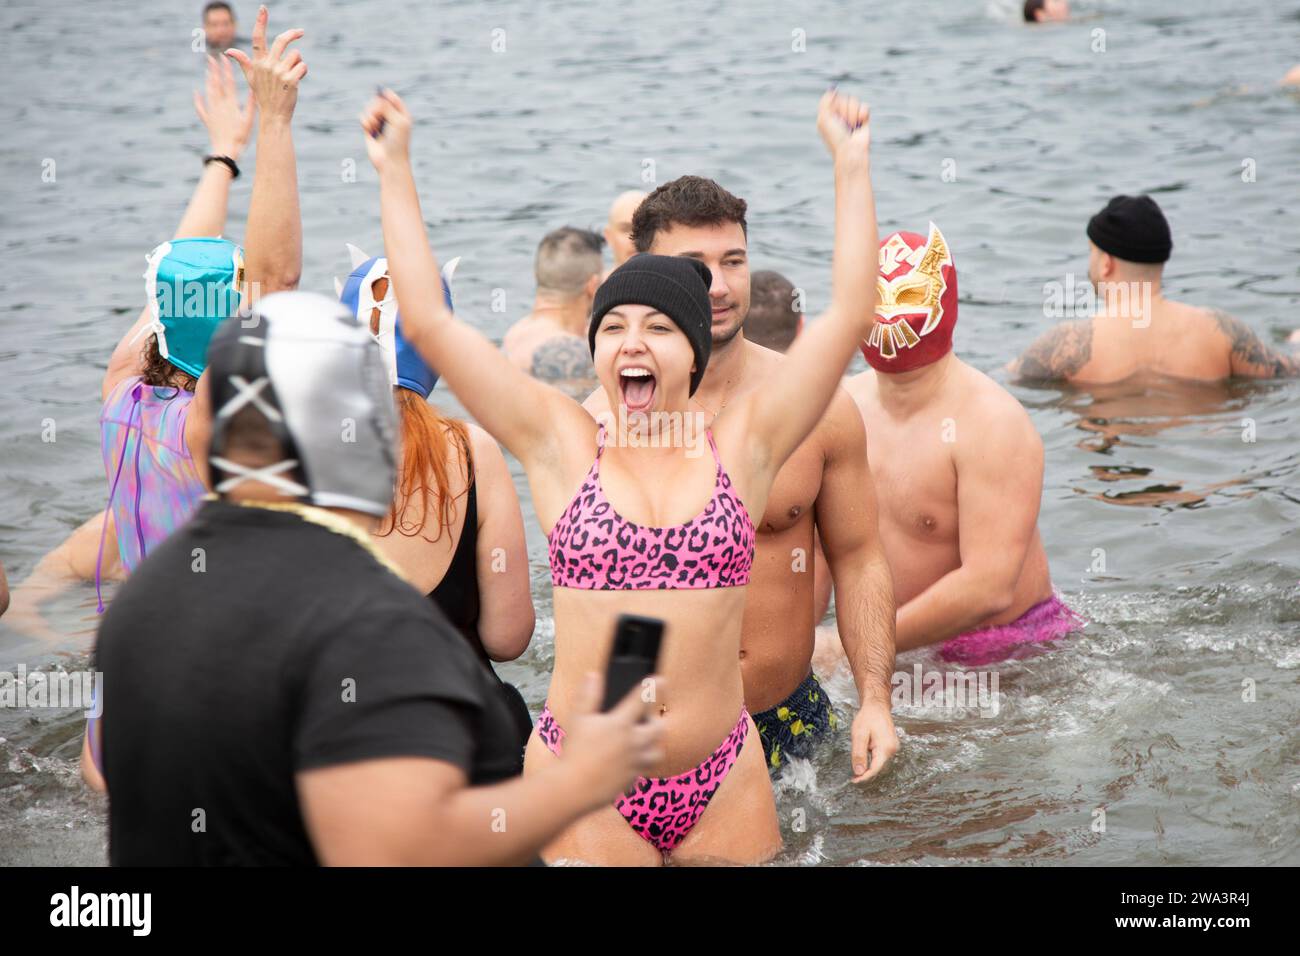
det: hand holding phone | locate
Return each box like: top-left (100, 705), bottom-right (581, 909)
top-left (602, 614), bottom-right (665, 712)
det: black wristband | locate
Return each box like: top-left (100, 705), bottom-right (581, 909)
top-left (204, 154), bottom-right (240, 179)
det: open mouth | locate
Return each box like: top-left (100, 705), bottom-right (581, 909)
top-left (619, 366), bottom-right (657, 413)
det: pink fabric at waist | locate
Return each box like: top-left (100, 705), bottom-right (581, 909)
top-left (938, 594), bottom-right (1085, 666)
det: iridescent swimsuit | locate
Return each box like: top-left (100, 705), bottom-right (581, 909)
top-left (540, 424), bottom-right (756, 854)
top-left (88, 377), bottom-right (208, 776)
top-left (97, 377), bottom-right (207, 607)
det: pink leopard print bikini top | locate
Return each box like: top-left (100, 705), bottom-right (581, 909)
top-left (548, 424), bottom-right (755, 590)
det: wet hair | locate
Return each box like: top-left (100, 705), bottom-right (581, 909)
top-left (380, 390), bottom-right (472, 541)
top-left (535, 227), bottom-right (604, 297)
top-left (745, 270), bottom-right (801, 353)
top-left (1023, 0), bottom-right (1045, 21)
top-left (140, 335), bottom-right (198, 392)
top-left (203, 2), bottom-right (234, 20)
top-left (631, 176), bottom-right (748, 254)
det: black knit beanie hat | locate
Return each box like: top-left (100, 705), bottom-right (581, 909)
top-left (588, 253), bottom-right (713, 395)
top-left (1086, 194), bottom-right (1173, 264)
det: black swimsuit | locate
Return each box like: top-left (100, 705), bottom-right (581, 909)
top-left (427, 443), bottom-right (534, 762)
top-left (429, 465), bottom-right (486, 661)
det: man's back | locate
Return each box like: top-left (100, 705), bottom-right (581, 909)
top-left (97, 499), bottom-right (513, 866)
top-left (1013, 300), bottom-right (1298, 384)
top-left (502, 317), bottom-right (594, 380)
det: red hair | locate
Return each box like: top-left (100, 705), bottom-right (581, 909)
top-left (379, 389), bottom-right (472, 540)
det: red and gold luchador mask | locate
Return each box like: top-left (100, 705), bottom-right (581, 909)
top-left (860, 223), bottom-right (958, 373)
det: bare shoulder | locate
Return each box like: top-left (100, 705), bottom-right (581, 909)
top-left (816, 385), bottom-right (867, 447)
top-left (749, 339), bottom-right (784, 363)
top-left (841, 369), bottom-right (875, 410)
top-left (501, 317), bottom-right (530, 351)
top-left (1008, 319), bottom-right (1094, 381)
top-left (464, 421), bottom-right (505, 469)
top-left (958, 361), bottom-right (1041, 451)
top-left (463, 422), bottom-right (517, 513)
top-left (738, 338), bottom-right (784, 383)
top-left (1205, 307), bottom-right (1300, 378)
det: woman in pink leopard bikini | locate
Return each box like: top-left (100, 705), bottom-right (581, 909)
top-left (363, 87), bottom-right (878, 865)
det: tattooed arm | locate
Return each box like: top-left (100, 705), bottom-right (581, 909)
top-left (1210, 310), bottom-right (1300, 379)
top-left (1007, 319), bottom-right (1093, 381)
top-left (529, 335), bottom-right (596, 382)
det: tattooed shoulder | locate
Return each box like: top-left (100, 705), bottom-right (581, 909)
top-left (1210, 310), bottom-right (1300, 378)
top-left (530, 335), bottom-right (596, 382)
top-left (1012, 320), bottom-right (1093, 381)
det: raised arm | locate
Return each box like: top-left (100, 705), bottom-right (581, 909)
top-left (362, 90), bottom-right (591, 468)
top-left (176, 54), bottom-right (253, 239)
top-left (1210, 310), bottom-right (1300, 378)
top-left (227, 6), bottom-right (305, 295)
top-left (103, 53), bottom-right (254, 399)
top-left (738, 91), bottom-right (877, 477)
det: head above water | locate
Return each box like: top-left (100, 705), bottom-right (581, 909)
top-left (631, 176), bottom-right (751, 349)
top-left (861, 223), bottom-right (959, 374)
top-left (140, 236), bottom-right (245, 381)
top-left (1024, 0), bottom-right (1069, 23)
top-left (604, 191), bottom-right (647, 268)
top-left (202, 1), bottom-right (236, 49)
top-left (336, 244), bottom-right (456, 399)
top-left (535, 226), bottom-right (603, 307)
top-left (745, 270), bottom-right (802, 353)
top-left (588, 254), bottom-right (713, 411)
top-left (206, 291), bottom-right (398, 517)
top-left (1085, 194), bottom-right (1172, 287)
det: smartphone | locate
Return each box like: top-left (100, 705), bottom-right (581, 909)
top-left (602, 614), bottom-right (665, 712)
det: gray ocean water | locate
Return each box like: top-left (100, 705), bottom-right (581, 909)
top-left (1, 0), bottom-right (1298, 866)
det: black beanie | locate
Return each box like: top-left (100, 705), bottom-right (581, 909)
top-left (588, 254), bottom-right (713, 395)
top-left (1086, 194), bottom-right (1173, 264)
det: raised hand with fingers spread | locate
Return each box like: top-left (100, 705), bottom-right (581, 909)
top-left (193, 53), bottom-right (255, 161)
top-left (225, 4), bottom-right (307, 122)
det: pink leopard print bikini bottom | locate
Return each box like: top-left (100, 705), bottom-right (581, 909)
top-left (534, 704), bottom-right (749, 855)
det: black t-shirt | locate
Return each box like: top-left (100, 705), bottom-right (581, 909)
top-left (95, 500), bottom-right (525, 866)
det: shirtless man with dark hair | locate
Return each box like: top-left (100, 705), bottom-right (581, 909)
top-left (1010, 194), bottom-right (1299, 384)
